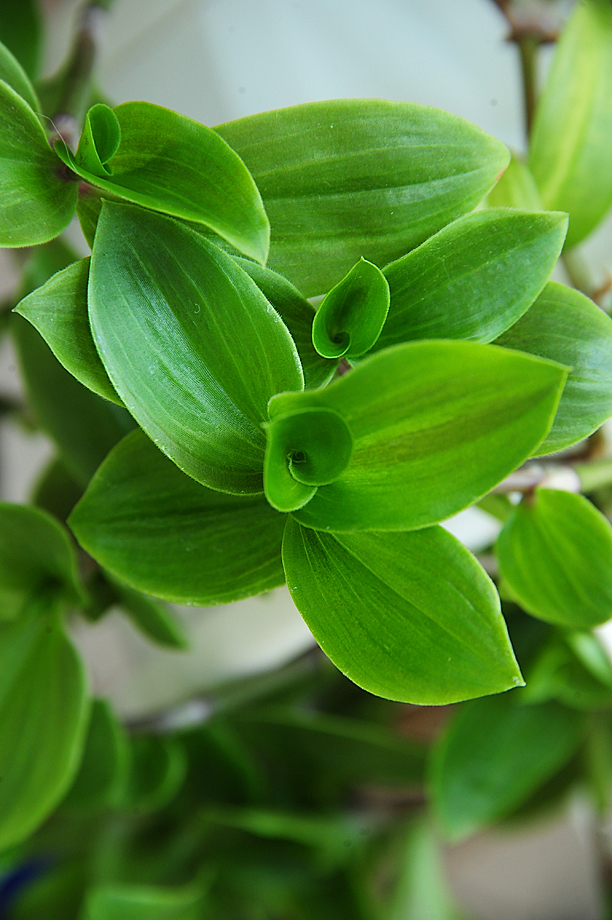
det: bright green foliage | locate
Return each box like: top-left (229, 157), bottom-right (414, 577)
top-left (282, 519), bottom-right (522, 704)
top-left (312, 258), bottom-right (390, 359)
top-left (55, 101), bottom-right (270, 262)
top-left (216, 99), bottom-right (510, 295)
top-left (62, 699), bottom-right (129, 813)
top-left (81, 882), bottom-right (203, 920)
top-left (495, 281), bottom-right (612, 454)
top-left (486, 153), bottom-right (542, 210)
top-left (15, 258), bottom-right (121, 405)
top-left (431, 692), bottom-right (584, 841)
top-left (89, 203), bottom-right (302, 494)
top-left (270, 341), bottom-right (567, 531)
top-left (0, 39), bottom-right (40, 112)
top-left (0, 502), bottom-right (84, 619)
top-left (69, 431), bottom-right (286, 606)
top-left (377, 209), bottom-right (567, 346)
top-left (496, 488), bottom-right (612, 629)
top-left (0, 80), bottom-right (77, 246)
top-left (528, 0), bottom-right (612, 248)
top-left (0, 601), bottom-right (89, 850)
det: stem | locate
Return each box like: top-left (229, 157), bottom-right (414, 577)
top-left (50, 2), bottom-right (109, 149)
top-left (517, 33), bottom-right (539, 141)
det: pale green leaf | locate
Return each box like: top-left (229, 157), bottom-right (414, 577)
top-left (376, 209), bottom-right (567, 346)
top-left (486, 153), bottom-right (542, 210)
top-left (56, 101), bottom-right (269, 262)
top-left (269, 341), bottom-right (567, 532)
top-left (69, 430), bottom-right (286, 606)
top-left (496, 488), bottom-right (612, 628)
top-left (495, 281), bottom-right (612, 453)
top-left (216, 99), bottom-right (510, 295)
top-left (528, 0), bottom-right (612, 247)
top-left (282, 519), bottom-right (522, 704)
top-left (89, 203), bottom-right (303, 494)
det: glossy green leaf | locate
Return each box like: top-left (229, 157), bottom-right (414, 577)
top-left (11, 314), bottom-right (135, 487)
top-left (431, 692), bottom-right (584, 841)
top-left (312, 258), bottom-right (390, 359)
top-left (0, 39), bottom-right (39, 112)
top-left (486, 153), bottom-right (542, 210)
top-left (216, 99), bottom-right (510, 295)
top-left (269, 341), bottom-right (567, 532)
top-left (55, 101), bottom-right (269, 262)
top-left (495, 281), bottom-right (612, 453)
top-left (0, 601), bottom-right (89, 850)
top-left (234, 257), bottom-right (334, 389)
top-left (282, 519), bottom-right (522, 704)
top-left (0, 80), bottom-right (77, 246)
top-left (264, 408), bottom-right (353, 512)
top-left (0, 502), bottom-right (84, 619)
top-left (81, 882), bottom-right (202, 920)
top-left (89, 203), bottom-right (303, 494)
top-left (62, 698), bottom-right (129, 813)
top-left (118, 735), bottom-right (187, 813)
top-left (376, 209), bottom-right (567, 347)
top-left (496, 488), bottom-right (612, 629)
top-left (14, 258), bottom-right (121, 406)
top-left (69, 430), bottom-right (286, 605)
top-left (528, 0), bottom-right (612, 247)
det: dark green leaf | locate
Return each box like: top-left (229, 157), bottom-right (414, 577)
top-left (117, 735), bottom-right (187, 813)
top-left (524, 633), bottom-right (612, 711)
top-left (32, 457), bottom-right (84, 523)
top-left (56, 101), bottom-right (269, 262)
top-left (62, 698), bottom-right (129, 813)
top-left (89, 203), bottom-right (303, 494)
top-left (234, 257), bottom-right (333, 389)
top-left (0, 80), bottom-right (77, 246)
top-left (0, 502), bottom-right (84, 619)
top-left (11, 314), bottom-right (135, 486)
top-left (0, 0), bottom-right (40, 79)
top-left (312, 258), bottom-right (390, 359)
top-left (216, 99), bottom-right (510, 295)
top-left (0, 39), bottom-right (39, 111)
top-left (69, 430), bottom-right (286, 605)
top-left (81, 882), bottom-right (203, 920)
top-left (495, 281), bottom-right (612, 453)
top-left (528, 0), bottom-right (612, 247)
top-left (496, 488), bottom-right (612, 628)
top-left (111, 577), bottom-right (188, 649)
top-left (14, 258), bottom-right (122, 405)
top-left (269, 341), bottom-right (567, 532)
top-left (376, 209), bottom-right (567, 347)
top-left (0, 601), bottom-right (89, 850)
top-left (431, 693), bottom-right (584, 841)
top-left (282, 519), bottom-right (522, 704)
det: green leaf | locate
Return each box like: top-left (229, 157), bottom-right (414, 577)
top-left (117, 735), bottom-right (187, 813)
top-left (55, 101), bottom-right (269, 262)
top-left (495, 281), bottom-right (612, 453)
top-left (111, 577), bottom-right (189, 649)
top-left (0, 502), bottom-right (84, 619)
top-left (216, 99), bottom-right (510, 295)
top-left (282, 519), bottom-right (522, 704)
top-left (234, 257), bottom-right (334, 389)
top-left (376, 209), bottom-right (567, 347)
top-left (264, 408), bottom-right (353, 512)
top-left (496, 488), bottom-right (612, 629)
top-left (62, 698), bottom-right (129, 813)
top-left (69, 430), bottom-right (286, 605)
top-left (431, 692), bottom-right (584, 841)
top-left (14, 258), bottom-right (122, 406)
top-left (0, 39), bottom-right (40, 111)
top-left (11, 314), bottom-right (135, 487)
top-left (0, 80), bottom-right (77, 246)
top-left (528, 0), bottom-right (612, 247)
top-left (312, 258), bottom-right (390, 359)
top-left (0, 601), bottom-right (89, 850)
top-left (81, 882), bottom-right (203, 920)
top-left (0, 1), bottom-right (40, 80)
top-left (89, 202), bottom-right (303, 494)
top-left (524, 633), bottom-right (612, 711)
top-left (269, 341), bottom-right (567, 532)
top-left (486, 153), bottom-right (542, 210)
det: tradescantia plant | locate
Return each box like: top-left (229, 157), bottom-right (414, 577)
top-left (5, 0), bottom-right (612, 916)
